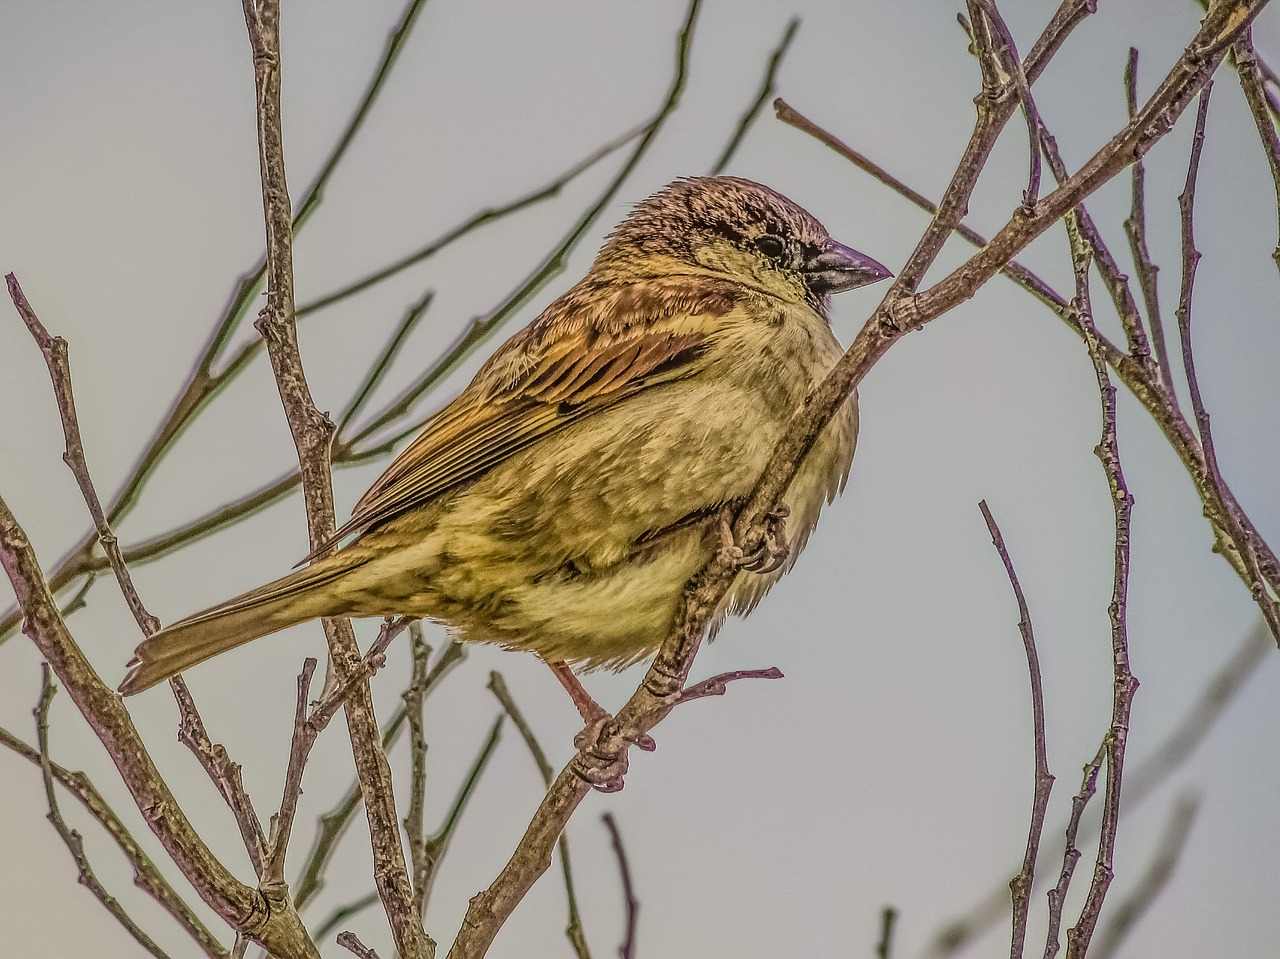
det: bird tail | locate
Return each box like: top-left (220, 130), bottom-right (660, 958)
top-left (118, 554), bottom-right (367, 695)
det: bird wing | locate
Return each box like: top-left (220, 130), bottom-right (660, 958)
top-left (314, 275), bottom-right (740, 554)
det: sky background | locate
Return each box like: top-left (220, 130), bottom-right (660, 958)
top-left (2, 2), bottom-right (1279, 957)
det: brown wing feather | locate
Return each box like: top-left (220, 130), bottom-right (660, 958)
top-left (314, 275), bottom-right (739, 554)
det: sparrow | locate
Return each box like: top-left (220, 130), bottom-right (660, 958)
top-left (119, 176), bottom-right (890, 720)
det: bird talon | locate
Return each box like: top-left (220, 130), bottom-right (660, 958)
top-left (737, 505), bottom-right (791, 573)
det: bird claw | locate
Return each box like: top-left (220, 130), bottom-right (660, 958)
top-left (719, 505), bottom-right (791, 574)
top-left (572, 717), bottom-right (656, 792)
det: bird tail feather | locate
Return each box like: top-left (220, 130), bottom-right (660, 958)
top-left (118, 555), bottom-right (366, 695)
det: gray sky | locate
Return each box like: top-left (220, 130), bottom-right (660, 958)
top-left (2, 2), bottom-right (1278, 957)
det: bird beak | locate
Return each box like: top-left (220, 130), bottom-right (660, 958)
top-left (803, 240), bottom-right (893, 295)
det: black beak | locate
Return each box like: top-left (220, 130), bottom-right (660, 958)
top-left (803, 240), bottom-right (893, 295)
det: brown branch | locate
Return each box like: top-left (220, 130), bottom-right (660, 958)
top-left (1044, 744), bottom-right (1105, 959)
top-left (602, 813), bottom-right (639, 959)
top-left (674, 666), bottom-right (784, 704)
top-left (173, 677), bottom-right (269, 877)
top-left (35, 667), bottom-right (173, 959)
top-left (237, 3), bottom-right (429, 955)
top-left (403, 625), bottom-right (432, 921)
top-left (1235, 29), bottom-right (1280, 271)
top-left (1090, 795), bottom-right (1200, 959)
top-left (337, 931), bottom-right (383, 959)
top-left (1062, 215), bottom-right (1139, 959)
top-left (6, 274), bottom-right (159, 636)
top-left (709, 17), bottom-right (800, 175)
top-left (1121, 49), bottom-right (1169, 376)
top-left (965, 0), bottom-right (1044, 207)
top-left (0, 495), bottom-right (318, 957)
top-left (0, 723), bottom-right (228, 957)
top-left (292, 641), bottom-right (466, 912)
top-left (978, 501), bottom-right (1053, 959)
top-left (263, 623), bottom-right (404, 895)
top-left (487, 672), bottom-right (591, 959)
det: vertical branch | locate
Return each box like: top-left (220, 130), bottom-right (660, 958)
top-left (1233, 29), bottom-right (1280, 272)
top-left (978, 501), bottom-right (1053, 959)
top-left (1063, 225), bottom-right (1139, 959)
top-left (601, 813), bottom-right (639, 959)
top-left (1122, 49), bottom-right (1174, 383)
top-left (237, 2), bottom-right (430, 956)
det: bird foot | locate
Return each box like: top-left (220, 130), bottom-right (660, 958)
top-left (572, 715), bottom-right (655, 792)
top-left (717, 504), bottom-right (791, 573)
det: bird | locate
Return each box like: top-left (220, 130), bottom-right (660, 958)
top-left (119, 176), bottom-right (890, 722)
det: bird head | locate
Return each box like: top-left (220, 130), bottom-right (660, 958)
top-left (595, 176), bottom-right (891, 310)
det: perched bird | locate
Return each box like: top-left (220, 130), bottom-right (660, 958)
top-left (119, 176), bottom-right (890, 718)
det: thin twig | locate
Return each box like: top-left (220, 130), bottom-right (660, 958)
top-left (339, 291), bottom-right (434, 434)
top-left (172, 676), bottom-right (269, 876)
top-left (876, 906), bottom-right (898, 959)
top-left (709, 18), bottom-right (800, 174)
top-left (1122, 49), bottom-right (1173, 380)
top-left (1043, 744), bottom-right (1105, 959)
top-left (1090, 795), bottom-right (1200, 959)
top-left (265, 618), bottom-right (409, 891)
top-left (6, 274), bottom-right (159, 635)
top-left (1176, 83), bottom-right (1218, 486)
top-left (676, 666), bottom-right (783, 704)
top-left (487, 671), bottom-right (592, 959)
top-left (293, 641), bottom-right (465, 911)
top-left (403, 625), bottom-right (432, 920)
top-left (0, 724), bottom-right (228, 957)
top-left (1063, 212), bottom-right (1139, 959)
top-left (35, 666), bottom-right (173, 959)
top-left (414, 715), bottom-right (505, 913)
top-left (1234, 29), bottom-right (1280, 272)
top-left (965, 0), bottom-right (1044, 207)
top-left (336, 931), bottom-right (383, 959)
top-left (602, 813), bottom-right (639, 959)
top-left (978, 501), bottom-right (1053, 959)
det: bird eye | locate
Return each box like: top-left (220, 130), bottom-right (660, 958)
top-left (754, 234), bottom-right (786, 260)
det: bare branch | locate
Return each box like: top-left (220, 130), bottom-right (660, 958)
top-left (0, 723), bottom-right (227, 957)
top-left (1062, 207), bottom-right (1139, 959)
top-left (710, 17), bottom-right (800, 175)
top-left (173, 677), bottom-right (268, 877)
top-left (1044, 744), bottom-right (1105, 959)
top-left (978, 501), bottom-right (1053, 959)
top-left (292, 641), bottom-right (466, 912)
top-left (602, 813), bottom-right (639, 959)
top-left (237, 2), bottom-right (429, 953)
top-left (0, 494), bottom-right (317, 956)
top-left (488, 672), bottom-right (592, 959)
top-left (1234, 29), bottom-right (1280, 271)
top-left (1090, 795), bottom-right (1200, 959)
top-left (337, 931), bottom-right (383, 959)
top-left (6, 274), bottom-right (159, 636)
top-left (1122, 49), bottom-right (1172, 380)
top-left (35, 667), bottom-right (173, 959)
